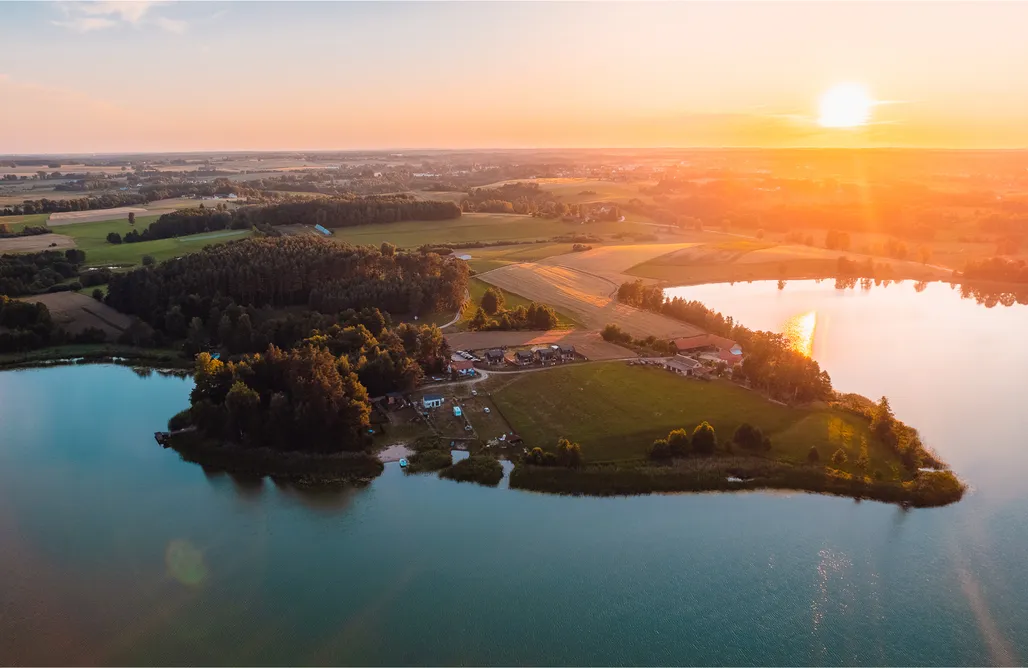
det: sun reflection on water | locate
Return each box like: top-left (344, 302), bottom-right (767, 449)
top-left (783, 311), bottom-right (817, 357)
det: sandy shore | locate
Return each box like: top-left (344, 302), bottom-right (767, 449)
top-left (377, 443), bottom-right (413, 463)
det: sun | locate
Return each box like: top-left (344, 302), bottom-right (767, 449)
top-left (818, 83), bottom-right (873, 128)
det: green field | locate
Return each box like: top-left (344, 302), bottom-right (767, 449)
top-left (327, 213), bottom-right (633, 249)
top-left (462, 277), bottom-right (581, 329)
top-left (56, 217), bottom-right (251, 267)
top-left (491, 362), bottom-right (903, 477)
top-left (1, 213), bottom-right (51, 232)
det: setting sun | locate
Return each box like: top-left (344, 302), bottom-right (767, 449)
top-left (817, 83), bottom-right (873, 128)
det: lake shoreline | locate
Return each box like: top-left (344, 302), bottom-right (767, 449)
top-left (166, 430), bottom-right (385, 484)
top-left (509, 458), bottom-right (966, 508)
top-left (0, 343), bottom-right (190, 371)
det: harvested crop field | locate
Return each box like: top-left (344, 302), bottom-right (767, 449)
top-left (48, 207), bottom-right (175, 226)
top-left (0, 233), bottom-right (75, 253)
top-left (444, 329), bottom-right (635, 361)
top-left (477, 243), bottom-right (705, 339)
top-left (22, 292), bottom-right (132, 336)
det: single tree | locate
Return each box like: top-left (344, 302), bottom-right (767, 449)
top-left (649, 438), bottom-right (671, 460)
top-left (807, 446), bottom-right (820, 463)
top-left (142, 254), bottom-right (155, 266)
top-left (691, 421), bottom-right (717, 455)
top-left (556, 437), bottom-right (582, 468)
top-left (128, 212), bottom-right (136, 226)
top-left (481, 287), bottom-right (504, 315)
top-left (831, 448), bottom-right (848, 465)
top-left (470, 306), bottom-right (489, 330)
top-left (106, 231), bottom-right (123, 245)
top-left (667, 428), bottom-right (690, 456)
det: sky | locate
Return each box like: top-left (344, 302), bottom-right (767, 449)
top-left (2, 1), bottom-right (1028, 153)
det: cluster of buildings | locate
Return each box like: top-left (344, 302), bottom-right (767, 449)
top-left (638, 334), bottom-right (744, 378)
top-left (482, 344), bottom-right (577, 367)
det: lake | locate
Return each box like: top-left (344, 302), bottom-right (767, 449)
top-left (3, 279), bottom-right (1028, 665)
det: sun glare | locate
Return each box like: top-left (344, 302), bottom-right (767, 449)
top-left (817, 83), bottom-right (873, 128)
top-left (783, 311), bottom-right (817, 357)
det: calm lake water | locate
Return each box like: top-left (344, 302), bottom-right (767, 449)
top-left (3, 280), bottom-right (1028, 665)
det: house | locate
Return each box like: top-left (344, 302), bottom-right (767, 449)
top-left (558, 344), bottom-right (576, 360)
top-left (485, 349), bottom-right (505, 365)
top-left (665, 356), bottom-right (703, 376)
top-left (514, 350), bottom-right (535, 366)
top-left (532, 346), bottom-right (554, 361)
top-left (450, 359), bottom-right (476, 377)
top-left (671, 333), bottom-right (743, 365)
top-left (422, 394), bottom-right (444, 409)
top-left (385, 391), bottom-right (406, 408)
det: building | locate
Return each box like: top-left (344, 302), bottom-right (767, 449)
top-left (558, 344), bottom-right (576, 360)
top-left (514, 350), bottom-right (535, 366)
top-left (671, 334), bottom-right (743, 365)
top-left (665, 356), bottom-right (703, 376)
top-left (422, 394), bottom-right (444, 409)
top-left (532, 346), bottom-right (555, 361)
top-left (485, 349), bottom-right (505, 365)
top-left (450, 359), bottom-right (476, 377)
top-left (385, 391), bottom-right (406, 408)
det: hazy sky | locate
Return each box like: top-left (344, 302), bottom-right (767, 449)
top-left (3, 1), bottom-right (1028, 153)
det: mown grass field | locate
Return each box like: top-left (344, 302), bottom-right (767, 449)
top-left (0, 213), bottom-right (51, 232)
top-left (461, 277), bottom-right (582, 329)
top-left (465, 242), bottom-right (579, 273)
top-left (490, 362), bottom-right (904, 478)
top-left (57, 217), bottom-right (250, 267)
top-left (327, 213), bottom-right (633, 249)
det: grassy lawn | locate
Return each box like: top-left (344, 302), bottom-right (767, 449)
top-left (490, 362), bottom-right (904, 478)
top-left (1, 213), bottom-right (52, 232)
top-left (461, 277), bottom-right (582, 329)
top-left (327, 213), bottom-right (633, 249)
top-left (56, 217), bottom-right (251, 267)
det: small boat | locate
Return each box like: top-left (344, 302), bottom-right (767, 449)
top-left (398, 458), bottom-right (409, 468)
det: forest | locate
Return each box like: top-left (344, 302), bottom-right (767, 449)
top-left (0, 295), bottom-right (61, 353)
top-left (187, 346), bottom-right (373, 453)
top-left (0, 249), bottom-right (87, 296)
top-left (104, 236), bottom-right (467, 348)
top-left (180, 307), bottom-right (450, 452)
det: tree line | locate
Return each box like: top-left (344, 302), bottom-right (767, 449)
top-left (235, 195), bottom-right (461, 229)
top-left (617, 279), bottom-right (832, 403)
top-left (106, 208), bottom-right (242, 244)
top-left (469, 287), bottom-right (559, 331)
top-left (960, 257), bottom-right (1028, 285)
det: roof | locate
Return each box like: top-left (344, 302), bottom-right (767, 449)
top-left (559, 344), bottom-right (576, 352)
top-left (451, 359), bottom-right (475, 370)
top-left (672, 333), bottom-right (740, 354)
top-left (486, 348), bottom-right (504, 356)
top-left (671, 355), bottom-right (703, 369)
top-left (515, 350), bottom-right (534, 358)
top-left (423, 394), bottom-right (444, 402)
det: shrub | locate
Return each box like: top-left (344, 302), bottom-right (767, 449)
top-left (440, 455), bottom-right (503, 486)
top-left (106, 232), bottom-right (123, 244)
top-left (807, 446), bottom-right (820, 463)
top-left (92, 288), bottom-right (104, 301)
top-left (667, 428), bottom-right (690, 456)
top-left (649, 438), bottom-right (671, 460)
top-left (142, 255), bottom-right (156, 266)
top-left (733, 423), bottom-right (767, 450)
top-left (408, 448), bottom-right (452, 472)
